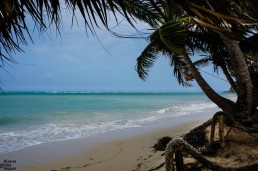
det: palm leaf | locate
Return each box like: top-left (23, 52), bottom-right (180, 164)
top-left (113, 0), bottom-right (167, 28)
top-left (193, 56), bottom-right (211, 69)
top-left (188, 2), bottom-right (257, 24)
top-left (167, 53), bottom-right (192, 87)
top-left (159, 18), bottom-right (189, 56)
top-left (136, 28), bottom-right (192, 86)
top-left (152, 29), bottom-right (193, 86)
top-left (136, 40), bottom-right (158, 80)
top-left (176, 0), bottom-right (258, 41)
top-left (0, 0), bottom-right (129, 63)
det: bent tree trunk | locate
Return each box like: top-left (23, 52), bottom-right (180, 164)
top-left (220, 64), bottom-right (238, 94)
top-left (182, 53), bottom-right (236, 114)
top-left (158, 23), bottom-right (236, 115)
top-left (219, 33), bottom-right (253, 118)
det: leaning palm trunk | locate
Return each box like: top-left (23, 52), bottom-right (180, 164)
top-left (219, 33), bottom-right (254, 118)
top-left (158, 19), bottom-right (237, 116)
top-left (182, 53), bottom-right (237, 114)
top-left (220, 64), bottom-right (238, 94)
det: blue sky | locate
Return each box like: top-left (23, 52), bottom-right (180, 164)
top-left (0, 12), bottom-right (230, 92)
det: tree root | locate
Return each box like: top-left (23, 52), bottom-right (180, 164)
top-left (166, 110), bottom-right (258, 171)
top-left (183, 119), bottom-right (211, 149)
top-left (165, 111), bottom-right (258, 171)
top-left (232, 122), bottom-right (258, 133)
top-left (210, 111), bottom-right (258, 147)
top-left (210, 111), bottom-right (228, 147)
top-left (165, 138), bottom-right (258, 171)
top-left (224, 122), bottom-right (257, 140)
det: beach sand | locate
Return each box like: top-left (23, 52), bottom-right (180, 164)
top-left (5, 119), bottom-right (207, 171)
top-left (3, 116), bottom-right (258, 171)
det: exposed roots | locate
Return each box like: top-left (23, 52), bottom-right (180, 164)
top-left (183, 119), bottom-right (211, 149)
top-left (210, 111), bottom-right (229, 147)
top-left (210, 111), bottom-right (258, 147)
top-left (165, 111), bottom-right (258, 171)
top-left (165, 138), bottom-right (258, 171)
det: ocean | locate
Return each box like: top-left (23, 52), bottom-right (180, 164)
top-left (0, 92), bottom-right (236, 154)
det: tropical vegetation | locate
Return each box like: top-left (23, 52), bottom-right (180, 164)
top-left (1, 0), bottom-right (258, 169)
top-left (1, 0), bottom-right (257, 122)
top-left (131, 0), bottom-right (258, 124)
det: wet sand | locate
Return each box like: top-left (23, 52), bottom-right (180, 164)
top-left (11, 119), bottom-right (208, 171)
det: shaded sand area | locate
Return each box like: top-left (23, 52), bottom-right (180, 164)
top-left (3, 118), bottom-right (206, 171)
top-left (168, 121), bottom-right (258, 170)
top-left (203, 122), bottom-right (258, 169)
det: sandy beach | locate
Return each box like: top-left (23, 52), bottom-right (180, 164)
top-left (2, 110), bottom-right (257, 171)
top-left (2, 119), bottom-right (207, 171)
top-left (0, 93), bottom-right (220, 171)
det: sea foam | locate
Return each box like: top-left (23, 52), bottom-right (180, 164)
top-left (0, 92), bottom-right (236, 154)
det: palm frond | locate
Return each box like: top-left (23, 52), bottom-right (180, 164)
top-left (153, 29), bottom-right (192, 86)
top-left (186, 30), bottom-right (226, 54)
top-left (159, 18), bottom-right (189, 56)
top-left (136, 40), bottom-right (158, 80)
top-left (113, 0), bottom-right (168, 28)
top-left (173, 0), bottom-right (258, 41)
top-left (167, 53), bottom-right (192, 87)
top-left (0, 0), bottom-right (129, 64)
top-left (136, 28), bottom-right (192, 86)
top-left (188, 1), bottom-right (257, 24)
top-left (193, 56), bottom-right (211, 69)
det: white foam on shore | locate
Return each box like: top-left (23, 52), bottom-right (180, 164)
top-left (0, 99), bottom-right (221, 154)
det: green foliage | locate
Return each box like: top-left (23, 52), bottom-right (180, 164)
top-left (1, 0), bottom-right (258, 91)
top-left (0, 0), bottom-right (130, 63)
top-left (159, 18), bottom-right (189, 56)
top-left (113, 0), bottom-right (166, 28)
top-left (136, 25), bottom-right (192, 87)
top-left (134, 0), bottom-right (258, 90)
top-left (136, 40), bottom-right (158, 80)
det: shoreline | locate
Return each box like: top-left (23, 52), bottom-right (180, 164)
top-left (0, 113), bottom-right (212, 171)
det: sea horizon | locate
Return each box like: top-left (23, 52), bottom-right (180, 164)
top-left (0, 92), bottom-right (236, 154)
top-left (2, 90), bottom-right (232, 94)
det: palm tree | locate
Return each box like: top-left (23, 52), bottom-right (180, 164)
top-left (1, 2), bottom-right (258, 169)
top-left (1, 0), bottom-right (258, 120)
top-left (135, 19), bottom-right (236, 112)
top-left (171, 0), bottom-right (258, 118)
top-left (119, 0), bottom-right (258, 121)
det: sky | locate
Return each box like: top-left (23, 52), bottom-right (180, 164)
top-left (0, 11), bottom-right (230, 93)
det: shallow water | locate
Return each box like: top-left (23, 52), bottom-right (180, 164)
top-left (0, 92), bottom-right (236, 154)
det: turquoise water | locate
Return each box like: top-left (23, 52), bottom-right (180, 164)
top-left (0, 92), bottom-right (235, 154)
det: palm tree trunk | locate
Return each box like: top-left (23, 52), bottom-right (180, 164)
top-left (182, 53), bottom-right (237, 114)
top-left (220, 64), bottom-right (238, 94)
top-left (219, 33), bottom-right (253, 117)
